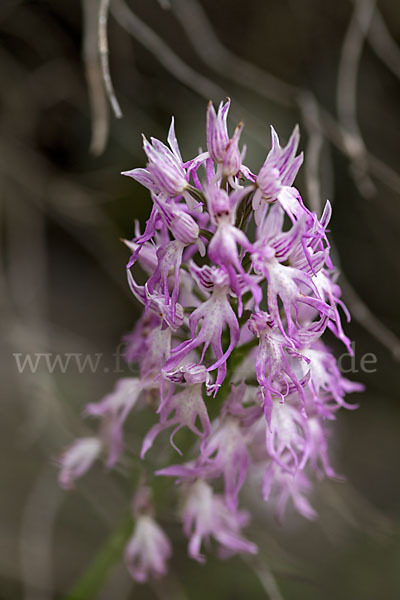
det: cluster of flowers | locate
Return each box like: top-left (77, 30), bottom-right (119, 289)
top-left (59, 100), bottom-right (362, 582)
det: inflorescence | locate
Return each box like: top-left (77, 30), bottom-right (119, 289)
top-left (59, 99), bottom-right (363, 582)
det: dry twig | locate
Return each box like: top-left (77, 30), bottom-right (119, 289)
top-left (83, 0), bottom-right (109, 155)
top-left (337, 0), bottom-right (377, 198)
top-left (98, 0), bottom-right (123, 119)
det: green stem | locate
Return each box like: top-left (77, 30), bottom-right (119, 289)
top-left (64, 515), bottom-right (133, 600)
top-left (199, 228), bottom-right (213, 241)
top-left (235, 189), bottom-right (255, 231)
top-left (187, 184), bottom-right (206, 206)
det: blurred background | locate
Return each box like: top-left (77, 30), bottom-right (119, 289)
top-left (1, 0), bottom-right (400, 598)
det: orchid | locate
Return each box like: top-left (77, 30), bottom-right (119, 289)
top-left (200, 416), bottom-right (250, 509)
top-left (125, 515), bottom-right (171, 582)
top-left (181, 479), bottom-right (257, 562)
top-left (85, 377), bottom-right (142, 467)
top-left (262, 461), bottom-right (318, 522)
top-left (252, 125), bottom-right (308, 224)
top-left (124, 486), bottom-right (172, 582)
top-left (164, 264), bottom-right (240, 395)
top-left (206, 185), bottom-right (256, 311)
top-left (206, 98), bottom-right (244, 183)
top-left (248, 311), bottom-right (309, 421)
top-left (58, 437), bottom-right (102, 490)
top-left (141, 364), bottom-right (211, 457)
top-left (123, 118), bottom-right (188, 198)
top-left (59, 100), bottom-right (362, 584)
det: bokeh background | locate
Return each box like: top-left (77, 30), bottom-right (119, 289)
top-left (1, 0), bottom-right (400, 598)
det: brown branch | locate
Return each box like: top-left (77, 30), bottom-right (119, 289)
top-left (340, 276), bottom-right (400, 361)
top-left (82, 0), bottom-right (109, 155)
top-left (298, 92), bottom-right (324, 215)
top-left (110, 0), bottom-right (269, 145)
top-left (172, 0), bottom-right (297, 107)
top-left (172, 0), bottom-right (400, 197)
top-left (368, 8), bottom-right (400, 81)
top-left (336, 0), bottom-right (377, 199)
top-left (99, 0), bottom-right (123, 119)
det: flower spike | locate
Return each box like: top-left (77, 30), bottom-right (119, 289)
top-left (59, 100), bottom-right (363, 581)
